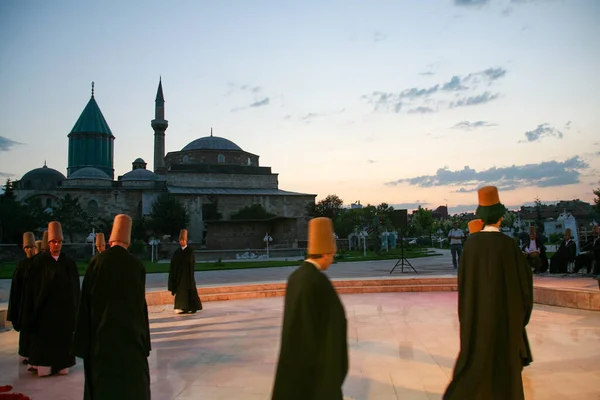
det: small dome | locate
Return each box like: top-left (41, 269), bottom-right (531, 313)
top-left (182, 136), bottom-right (242, 151)
top-left (69, 167), bottom-right (111, 180)
top-left (121, 169), bottom-right (158, 181)
top-left (20, 164), bottom-right (65, 190)
top-left (134, 158), bottom-right (145, 163)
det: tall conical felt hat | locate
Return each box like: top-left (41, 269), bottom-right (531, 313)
top-left (529, 226), bottom-right (536, 234)
top-left (41, 231), bottom-right (49, 250)
top-left (307, 217), bottom-right (336, 255)
top-left (35, 240), bottom-right (42, 252)
top-left (593, 225), bottom-right (599, 234)
top-left (475, 186), bottom-right (506, 224)
top-left (179, 229), bottom-right (188, 241)
top-left (95, 232), bottom-right (105, 247)
top-left (109, 214), bottom-right (132, 244)
top-left (48, 221), bottom-right (64, 241)
top-left (467, 219), bottom-right (484, 234)
top-left (22, 232), bottom-right (35, 248)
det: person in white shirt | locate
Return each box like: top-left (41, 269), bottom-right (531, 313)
top-left (448, 222), bottom-right (465, 269)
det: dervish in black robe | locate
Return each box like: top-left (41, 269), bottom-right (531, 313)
top-left (7, 255), bottom-right (36, 359)
top-left (22, 251), bottom-right (80, 371)
top-left (168, 246), bottom-right (202, 313)
top-left (549, 238), bottom-right (577, 274)
top-left (72, 245), bottom-right (151, 400)
top-left (444, 230), bottom-right (533, 400)
top-left (271, 261), bottom-right (348, 400)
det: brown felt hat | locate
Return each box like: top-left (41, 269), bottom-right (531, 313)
top-left (41, 231), bottom-right (49, 250)
top-left (529, 226), bottom-right (536, 234)
top-left (48, 221), bottom-right (64, 241)
top-left (109, 214), bottom-right (132, 244)
top-left (593, 225), bottom-right (599, 234)
top-left (564, 228), bottom-right (571, 235)
top-left (95, 232), bottom-right (105, 247)
top-left (467, 219), bottom-right (484, 234)
top-left (477, 186), bottom-right (500, 206)
top-left (22, 232), bottom-right (35, 248)
top-left (308, 217), bottom-right (336, 255)
top-left (179, 229), bottom-right (188, 241)
top-left (35, 240), bottom-right (42, 252)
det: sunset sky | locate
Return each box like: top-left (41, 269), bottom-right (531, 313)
top-left (1, 0), bottom-right (598, 214)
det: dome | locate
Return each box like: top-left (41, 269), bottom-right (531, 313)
top-left (69, 167), bottom-right (111, 180)
top-left (121, 168), bottom-right (158, 181)
top-left (20, 164), bottom-right (66, 190)
top-left (182, 136), bottom-right (242, 151)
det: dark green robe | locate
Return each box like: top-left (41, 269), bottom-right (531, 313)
top-left (23, 251), bottom-right (80, 370)
top-left (272, 262), bottom-right (348, 400)
top-left (444, 231), bottom-right (533, 400)
top-left (7, 256), bottom-right (35, 357)
top-left (72, 245), bottom-right (151, 400)
top-left (168, 247), bottom-right (202, 312)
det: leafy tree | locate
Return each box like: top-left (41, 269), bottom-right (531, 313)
top-left (231, 204), bottom-right (276, 220)
top-left (411, 206), bottom-right (434, 243)
top-left (534, 197), bottom-right (545, 234)
top-left (23, 196), bottom-right (52, 230)
top-left (306, 194), bottom-right (344, 220)
top-left (148, 194), bottom-right (189, 239)
top-left (2, 179), bottom-right (16, 201)
top-left (202, 195), bottom-right (222, 221)
top-left (594, 187), bottom-right (600, 213)
top-left (52, 194), bottom-right (92, 242)
top-left (0, 180), bottom-right (38, 243)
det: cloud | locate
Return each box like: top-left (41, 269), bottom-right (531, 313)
top-left (451, 120), bottom-right (497, 130)
top-left (0, 136), bottom-right (21, 152)
top-left (449, 91), bottom-right (500, 108)
top-left (454, 0), bottom-right (490, 6)
top-left (0, 171), bottom-right (13, 178)
top-left (520, 123), bottom-right (563, 142)
top-left (362, 67), bottom-right (506, 114)
top-left (564, 120), bottom-right (572, 130)
top-left (407, 106), bottom-right (436, 114)
top-left (419, 62), bottom-right (440, 76)
top-left (227, 83), bottom-right (271, 112)
top-left (373, 31), bottom-right (387, 42)
top-left (367, 159), bottom-right (376, 164)
top-left (299, 109), bottom-right (346, 122)
top-left (249, 98), bottom-right (270, 108)
top-left (385, 156), bottom-right (588, 191)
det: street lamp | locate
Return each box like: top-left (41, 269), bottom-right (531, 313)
top-left (437, 228), bottom-right (444, 248)
top-left (358, 230), bottom-right (368, 257)
top-left (88, 228), bottom-right (96, 256)
top-left (149, 238), bottom-right (160, 263)
top-left (264, 232), bottom-right (273, 259)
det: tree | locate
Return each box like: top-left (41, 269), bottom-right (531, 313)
top-left (231, 204), bottom-right (276, 220)
top-left (52, 194), bottom-right (92, 242)
top-left (306, 195), bottom-right (344, 220)
top-left (412, 206), bottom-right (434, 243)
top-left (594, 187), bottom-right (600, 213)
top-left (0, 180), bottom-right (38, 243)
top-left (23, 196), bottom-right (52, 230)
top-left (148, 194), bottom-right (189, 239)
top-left (202, 195), bottom-right (222, 221)
top-left (1, 179), bottom-right (16, 201)
top-left (534, 197), bottom-right (545, 234)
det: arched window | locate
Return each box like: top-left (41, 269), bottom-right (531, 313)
top-left (247, 157), bottom-right (252, 166)
top-left (86, 199), bottom-right (99, 219)
top-left (217, 154), bottom-right (225, 163)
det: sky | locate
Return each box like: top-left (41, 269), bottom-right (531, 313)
top-left (1, 0), bottom-right (599, 214)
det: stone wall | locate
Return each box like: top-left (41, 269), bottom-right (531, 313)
top-left (205, 219), bottom-right (299, 249)
top-left (166, 172), bottom-right (278, 189)
top-left (165, 149), bottom-right (259, 167)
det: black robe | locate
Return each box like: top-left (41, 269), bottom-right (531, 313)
top-left (444, 231), bottom-right (533, 400)
top-left (22, 251), bottom-right (80, 370)
top-left (549, 239), bottom-right (576, 274)
top-left (72, 245), bottom-right (151, 400)
top-left (272, 262), bottom-right (348, 400)
top-left (521, 237), bottom-right (548, 273)
top-left (168, 247), bottom-right (202, 312)
top-left (7, 256), bottom-right (35, 357)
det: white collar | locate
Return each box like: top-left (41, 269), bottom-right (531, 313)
top-left (482, 225), bottom-right (500, 232)
top-left (305, 259), bottom-right (323, 271)
top-left (181, 245), bottom-right (187, 250)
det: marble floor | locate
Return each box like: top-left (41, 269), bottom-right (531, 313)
top-left (1, 292), bottom-right (599, 400)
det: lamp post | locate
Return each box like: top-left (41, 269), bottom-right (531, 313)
top-left (437, 228), bottom-right (443, 248)
top-left (149, 238), bottom-right (160, 263)
top-left (358, 230), bottom-right (368, 257)
top-left (88, 228), bottom-right (96, 257)
top-left (382, 230), bottom-right (390, 252)
top-left (264, 232), bottom-right (273, 259)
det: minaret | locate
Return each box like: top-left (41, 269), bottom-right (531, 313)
top-left (152, 78), bottom-right (168, 174)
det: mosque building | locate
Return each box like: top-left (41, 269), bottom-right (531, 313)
top-left (14, 80), bottom-right (316, 249)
